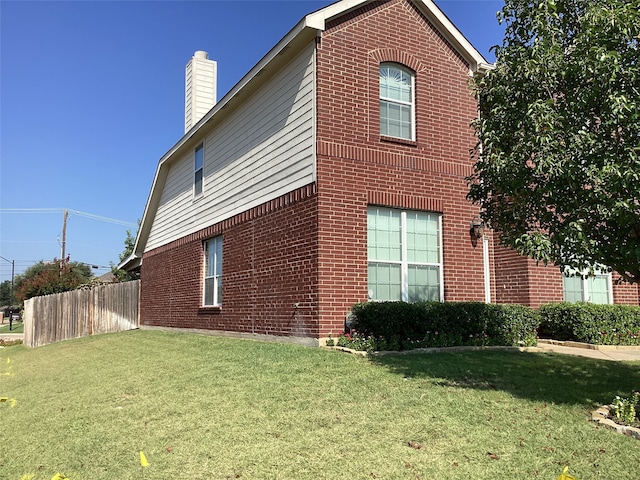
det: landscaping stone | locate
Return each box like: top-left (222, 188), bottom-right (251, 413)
top-left (591, 405), bottom-right (640, 440)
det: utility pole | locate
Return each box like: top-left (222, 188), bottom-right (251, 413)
top-left (60, 209), bottom-right (68, 275)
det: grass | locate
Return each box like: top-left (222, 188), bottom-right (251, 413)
top-left (0, 330), bottom-right (639, 479)
top-left (0, 319), bottom-right (24, 334)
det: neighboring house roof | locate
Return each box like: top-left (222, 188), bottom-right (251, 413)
top-left (120, 0), bottom-right (491, 271)
top-left (97, 271), bottom-right (118, 282)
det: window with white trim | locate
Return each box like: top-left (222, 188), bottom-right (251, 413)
top-left (194, 143), bottom-right (204, 197)
top-left (367, 206), bottom-right (442, 302)
top-left (203, 236), bottom-right (222, 306)
top-left (562, 267), bottom-right (612, 304)
top-left (379, 63), bottom-right (415, 141)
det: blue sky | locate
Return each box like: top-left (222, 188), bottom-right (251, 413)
top-left (0, 0), bottom-right (505, 282)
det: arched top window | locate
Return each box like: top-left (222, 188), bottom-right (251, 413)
top-left (379, 63), bottom-right (415, 141)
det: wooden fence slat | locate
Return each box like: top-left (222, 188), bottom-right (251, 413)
top-left (23, 280), bottom-right (139, 348)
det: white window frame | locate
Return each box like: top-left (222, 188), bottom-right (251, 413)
top-left (562, 267), bottom-right (613, 304)
top-left (203, 236), bottom-right (222, 306)
top-left (379, 63), bottom-right (415, 141)
top-left (194, 143), bottom-right (204, 197)
top-left (367, 207), bottom-right (443, 302)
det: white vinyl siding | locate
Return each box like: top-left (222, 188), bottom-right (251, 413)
top-left (367, 207), bottom-right (442, 302)
top-left (146, 42), bottom-right (315, 251)
top-left (203, 236), bottom-right (222, 306)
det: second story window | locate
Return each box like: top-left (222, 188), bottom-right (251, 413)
top-left (194, 143), bottom-right (204, 197)
top-left (380, 63), bottom-right (415, 141)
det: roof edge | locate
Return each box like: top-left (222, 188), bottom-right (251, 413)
top-left (118, 252), bottom-right (141, 271)
top-left (130, 17), bottom-right (319, 262)
top-left (307, 0), bottom-right (489, 70)
top-left (131, 0), bottom-right (491, 262)
top-left (416, 0), bottom-right (489, 71)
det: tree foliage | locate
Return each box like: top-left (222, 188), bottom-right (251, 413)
top-left (119, 228), bottom-right (136, 263)
top-left (468, 0), bottom-right (640, 282)
top-left (0, 280), bottom-right (13, 307)
top-left (111, 224), bottom-right (140, 282)
top-left (15, 259), bottom-right (93, 302)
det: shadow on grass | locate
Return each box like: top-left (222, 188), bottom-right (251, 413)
top-left (368, 349), bottom-right (640, 408)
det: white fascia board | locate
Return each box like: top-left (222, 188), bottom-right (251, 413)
top-left (118, 252), bottom-right (141, 271)
top-left (304, 0), bottom-right (368, 29)
top-left (130, 0), bottom-right (492, 266)
top-left (309, 0), bottom-right (490, 71)
top-left (131, 17), bottom-right (320, 262)
top-left (477, 62), bottom-right (496, 73)
top-left (416, 0), bottom-right (489, 72)
top-left (121, 160), bottom-right (169, 269)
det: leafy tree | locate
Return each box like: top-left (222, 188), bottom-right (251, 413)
top-left (0, 280), bottom-right (13, 306)
top-left (468, 0), bottom-right (640, 282)
top-left (110, 223), bottom-right (140, 281)
top-left (118, 228), bottom-right (136, 263)
top-left (15, 259), bottom-right (93, 302)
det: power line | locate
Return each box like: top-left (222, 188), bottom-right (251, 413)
top-left (0, 208), bottom-right (137, 228)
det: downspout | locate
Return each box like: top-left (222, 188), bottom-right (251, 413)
top-left (483, 235), bottom-right (491, 303)
top-left (475, 62), bottom-right (495, 304)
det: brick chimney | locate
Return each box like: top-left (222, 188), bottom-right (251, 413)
top-left (185, 51), bottom-right (217, 133)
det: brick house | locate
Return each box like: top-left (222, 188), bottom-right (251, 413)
top-left (122, 0), bottom-right (639, 345)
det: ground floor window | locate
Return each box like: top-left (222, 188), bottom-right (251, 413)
top-left (203, 236), bottom-right (222, 306)
top-left (367, 206), bottom-right (442, 302)
top-left (562, 268), bottom-right (612, 304)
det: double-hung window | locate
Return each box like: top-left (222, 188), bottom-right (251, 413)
top-left (367, 206), bottom-right (442, 302)
top-left (194, 143), bottom-right (204, 197)
top-left (379, 63), bottom-right (415, 141)
top-left (203, 236), bottom-right (222, 306)
top-left (562, 267), bottom-right (612, 304)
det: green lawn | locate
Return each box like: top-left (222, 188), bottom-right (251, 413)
top-left (1, 330), bottom-right (639, 479)
top-left (0, 319), bottom-right (24, 334)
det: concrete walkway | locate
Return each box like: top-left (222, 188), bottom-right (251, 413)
top-left (535, 339), bottom-right (640, 362)
top-left (0, 333), bottom-right (23, 343)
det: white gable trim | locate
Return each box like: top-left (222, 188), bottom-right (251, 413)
top-left (121, 0), bottom-right (491, 270)
top-left (305, 0), bottom-right (489, 71)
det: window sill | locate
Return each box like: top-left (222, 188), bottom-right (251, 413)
top-left (380, 135), bottom-right (417, 147)
top-left (199, 306), bottom-right (222, 314)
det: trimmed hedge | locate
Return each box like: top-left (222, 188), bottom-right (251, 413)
top-left (350, 301), bottom-right (539, 350)
top-left (538, 302), bottom-right (640, 345)
top-left (344, 301), bottom-right (640, 352)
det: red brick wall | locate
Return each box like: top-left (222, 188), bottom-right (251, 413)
top-left (140, 185), bottom-right (320, 337)
top-left (140, 0), bottom-right (638, 342)
top-left (527, 261), bottom-right (564, 307)
top-left (493, 242), bottom-right (639, 307)
top-left (491, 243), bottom-right (565, 307)
top-left (314, 0), bottom-right (489, 335)
top-left (612, 275), bottom-right (640, 304)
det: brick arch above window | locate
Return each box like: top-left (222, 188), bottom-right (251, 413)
top-left (369, 49), bottom-right (427, 73)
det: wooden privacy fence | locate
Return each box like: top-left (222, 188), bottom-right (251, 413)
top-left (24, 280), bottom-right (139, 347)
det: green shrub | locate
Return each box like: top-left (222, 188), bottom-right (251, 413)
top-left (349, 301), bottom-right (540, 351)
top-left (538, 303), bottom-right (640, 345)
top-left (351, 301), bottom-right (427, 344)
top-left (485, 304), bottom-right (539, 347)
top-left (611, 392), bottom-right (640, 427)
